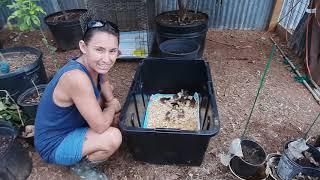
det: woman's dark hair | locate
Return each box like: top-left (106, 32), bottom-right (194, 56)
top-left (83, 20), bottom-right (120, 43)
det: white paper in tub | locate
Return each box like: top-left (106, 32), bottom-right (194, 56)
top-left (143, 92), bottom-right (200, 130)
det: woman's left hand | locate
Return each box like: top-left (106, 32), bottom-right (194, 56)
top-left (105, 98), bottom-right (121, 113)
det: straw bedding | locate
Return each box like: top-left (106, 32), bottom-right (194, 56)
top-left (146, 91), bottom-right (199, 131)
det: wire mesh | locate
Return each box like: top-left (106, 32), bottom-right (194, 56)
top-left (81, 0), bottom-right (155, 58)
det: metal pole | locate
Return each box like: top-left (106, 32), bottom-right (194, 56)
top-left (270, 37), bottom-right (320, 104)
top-left (303, 112), bottom-right (320, 139)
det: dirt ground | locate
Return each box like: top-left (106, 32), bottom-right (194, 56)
top-left (1, 28), bottom-right (320, 180)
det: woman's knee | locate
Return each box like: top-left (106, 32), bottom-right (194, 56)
top-left (103, 127), bottom-right (122, 150)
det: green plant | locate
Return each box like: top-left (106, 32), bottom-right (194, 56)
top-left (6, 0), bottom-right (59, 70)
top-left (40, 30), bottom-right (59, 70)
top-left (56, 0), bottom-right (69, 21)
top-left (178, 0), bottom-right (189, 22)
top-left (177, 0), bottom-right (199, 23)
top-left (7, 0), bottom-right (46, 32)
top-left (0, 90), bottom-right (27, 127)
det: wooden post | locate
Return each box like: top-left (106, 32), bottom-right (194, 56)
top-left (268, 0), bottom-right (284, 32)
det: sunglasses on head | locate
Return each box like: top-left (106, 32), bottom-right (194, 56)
top-left (84, 20), bottom-right (119, 36)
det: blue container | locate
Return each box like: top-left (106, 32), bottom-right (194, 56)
top-left (0, 61), bottom-right (10, 74)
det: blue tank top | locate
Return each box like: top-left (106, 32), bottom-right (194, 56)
top-left (35, 58), bottom-right (101, 163)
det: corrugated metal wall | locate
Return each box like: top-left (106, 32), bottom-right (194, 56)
top-left (278, 0), bottom-right (309, 32)
top-left (155, 0), bottom-right (275, 30)
top-left (0, 0), bottom-right (274, 30)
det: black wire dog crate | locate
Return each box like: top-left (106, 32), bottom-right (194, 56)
top-left (81, 0), bottom-right (156, 58)
top-left (119, 58), bottom-right (220, 166)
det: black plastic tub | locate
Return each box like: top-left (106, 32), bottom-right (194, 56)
top-left (119, 58), bottom-right (220, 166)
top-left (154, 10), bottom-right (209, 58)
top-left (159, 39), bottom-right (200, 59)
top-left (277, 141), bottom-right (320, 180)
top-left (45, 9), bottom-right (87, 51)
top-left (0, 47), bottom-right (47, 100)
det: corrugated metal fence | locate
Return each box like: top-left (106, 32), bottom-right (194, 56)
top-left (0, 0), bottom-right (274, 30)
top-left (155, 0), bottom-right (275, 30)
top-left (278, 0), bottom-right (309, 32)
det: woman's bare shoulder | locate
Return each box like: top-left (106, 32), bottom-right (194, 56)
top-left (58, 69), bottom-right (92, 92)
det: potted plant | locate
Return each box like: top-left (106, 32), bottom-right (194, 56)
top-left (154, 0), bottom-right (208, 58)
top-left (0, 90), bottom-right (27, 127)
top-left (0, 90), bottom-right (34, 143)
top-left (276, 113), bottom-right (320, 180)
top-left (0, 46), bottom-right (47, 100)
top-left (44, 0), bottom-right (87, 51)
top-left (2, 0), bottom-right (50, 100)
top-left (16, 83), bottom-right (46, 146)
top-left (17, 83), bottom-right (46, 121)
top-left (6, 0), bottom-right (59, 69)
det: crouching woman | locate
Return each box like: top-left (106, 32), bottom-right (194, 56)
top-left (35, 20), bottom-right (122, 179)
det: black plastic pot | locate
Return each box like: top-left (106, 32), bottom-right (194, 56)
top-left (277, 141), bottom-right (320, 180)
top-left (229, 139), bottom-right (267, 179)
top-left (17, 84), bottom-right (46, 121)
top-left (159, 39), bottom-right (200, 59)
top-left (154, 10), bottom-right (209, 58)
top-left (45, 9), bottom-right (87, 51)
top-left (0, 120), bottom-right (32, 180)
top-left (17, 84), bottom-right (40, 146)
top-left (0, 47), bottom-right (48, 100)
